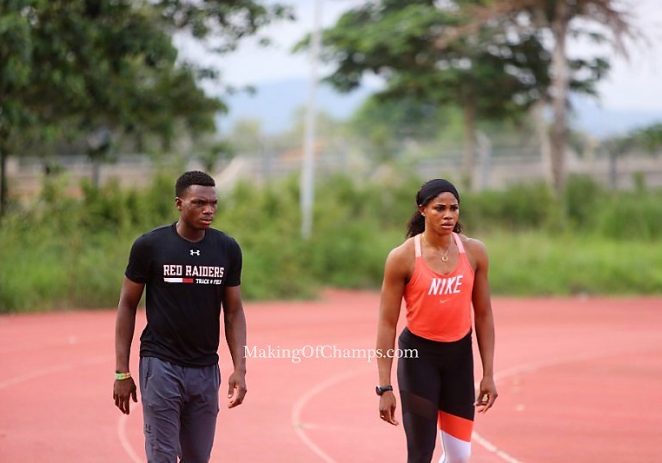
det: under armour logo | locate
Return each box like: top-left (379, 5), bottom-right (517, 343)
top-left (190, 250), bottom-right (200, 256)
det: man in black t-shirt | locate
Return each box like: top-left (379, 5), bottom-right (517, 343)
top-left (113, 171), bottom-right (247, 463)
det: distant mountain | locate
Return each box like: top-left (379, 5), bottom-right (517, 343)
top-left (220, 78), bottom-right (373, 134)
top-left (219, 78), bottom-right (662, 139)
top-left (571, 97), bottom-right (662, 139)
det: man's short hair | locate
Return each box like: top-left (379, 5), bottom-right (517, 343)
top-left (175, 171), bottom-right (216, 197)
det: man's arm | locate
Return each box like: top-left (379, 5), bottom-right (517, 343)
top-left (223, 285), bottom-right (247, 408)
top-left (113, 277), bottom-right (144, 415)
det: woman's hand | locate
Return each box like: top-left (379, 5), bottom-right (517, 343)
top-left (379, 391), bottom-right (400, 425)
top-left (475, 376), bottom-right (498, 413)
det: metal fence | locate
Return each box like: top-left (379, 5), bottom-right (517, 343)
top-left (7, 143), bottom-right (662, 201)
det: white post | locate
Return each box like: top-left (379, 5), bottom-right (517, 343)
top-left (301, 0), bottom-right (322, 239)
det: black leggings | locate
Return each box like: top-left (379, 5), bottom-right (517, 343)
top-left (397, 328), bottom-right (475, 463)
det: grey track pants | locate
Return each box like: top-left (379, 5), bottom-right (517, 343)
top-left (139, 356), bottom-right (220, 463)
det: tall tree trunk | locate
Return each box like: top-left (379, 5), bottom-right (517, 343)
top-left (532, 101), bottom-right (553, 186)
top-left (550, 1), bottom-right (570, 196)
top-left (0, 146), bottom-right (7, 217)
top-left (0, 125), bottom-right (9, 217)
top-left (462, 98), bottom-right (477, 191)
top-left (608, 151), bottom-right (618, 188)
top-left (91, 157), bottom-right (101, 189)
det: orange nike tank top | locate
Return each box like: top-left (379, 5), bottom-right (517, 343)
top-left (404, 233), bottom-right (475, 342)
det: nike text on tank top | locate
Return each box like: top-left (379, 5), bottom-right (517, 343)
top-left (404, 233), bottom-right (475, 342)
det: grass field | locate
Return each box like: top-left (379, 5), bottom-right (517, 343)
top-left (1, 173), bottom-right (660, 312)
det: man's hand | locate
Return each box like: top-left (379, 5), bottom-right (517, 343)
top-left (379, 391), bottom-right (399, 425)
top-left (113, 377), bottom-right (138, 415)
top-left (227, 370), bottom-right (247, 408)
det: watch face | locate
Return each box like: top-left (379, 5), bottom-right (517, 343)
top-left (376, 385), bottom-right (392, 395)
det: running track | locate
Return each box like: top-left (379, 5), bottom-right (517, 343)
top-left (1, 290), bottom-right (660, 462)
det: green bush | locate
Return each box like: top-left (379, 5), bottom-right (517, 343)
top-left (1, 171), bottom-right (661, 312)
top-left (487, 231), bottom-right (662, 295)
top-left (595, 191), bottom-right (662, 240)
top-left (564, 175), bottom-right (604, 228)
top-left (462, 181), bottom-right (555, 231)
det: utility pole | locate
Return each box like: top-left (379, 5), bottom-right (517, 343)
top-left (301, 0), bottom-right (322, 239)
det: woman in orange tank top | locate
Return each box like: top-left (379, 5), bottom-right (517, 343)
top-left (376, 179), bottom-right (497, 463)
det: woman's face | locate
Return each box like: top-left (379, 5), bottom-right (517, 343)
top-left (419, 192), bottom-right (459, 233)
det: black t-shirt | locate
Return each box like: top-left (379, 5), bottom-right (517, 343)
top-left (125, 223), bottom-right (242, 367)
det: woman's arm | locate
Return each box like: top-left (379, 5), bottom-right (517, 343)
top-left (468, 238), bottom-right (498, 413)
top-left (376, 245), bottom-right (409, 425)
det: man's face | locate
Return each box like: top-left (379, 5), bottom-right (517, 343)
top-left (176, 185), bottom-right (218, 230)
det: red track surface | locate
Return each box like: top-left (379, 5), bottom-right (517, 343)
top-left (1, 290), bottom-right (661, 462)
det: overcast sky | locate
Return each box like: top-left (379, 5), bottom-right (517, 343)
top-left (177, 0), bottom-right (662, 111)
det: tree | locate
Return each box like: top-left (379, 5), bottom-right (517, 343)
top-left (227, 119), bottom-right (266, 155)
top-left (440, 0), bottom-right (633, 194)
top-left (0, 0), bottom-right (41, 213)
top-left (347, 96), bottom-right (452, 164)
top-left (26, 1), bottom-right (225, 186)
top-left (301, 0), bottom-right (552, 189)
top-left (0, 0), bottom-right (290, 213)
top-left (632, 123), bottom-right (662, 153)
top-left (195, 138), bottom-right (235, 173)
top-left (602, 122), bottom-right (662, 187)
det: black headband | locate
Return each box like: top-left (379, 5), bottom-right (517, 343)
top-left (416, 179), bottom-right (460, 206)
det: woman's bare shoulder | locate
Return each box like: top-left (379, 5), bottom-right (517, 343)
top-left (386, 237), bottom-right (416, 267)
top-left (458, 234), bottom-right (489, 265)
top-left (459, 234), bottom-right (487, 252)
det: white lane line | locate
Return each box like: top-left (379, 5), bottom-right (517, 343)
top-left (0, 364), bottom-right (75, 390)
top-left (118, 413), bottom-right (144, 463)
top-left (289, 344), bottom-right (657, 463)
top-left (0, 334), bottom-right (113, 355)
top-left (0, 355), bottom-right (107, 390)
top-left (473, 431), bottom-right (522, 463)
top-left (0, 354), bottom-right (144, 462)
top-left (472, 344), bottom-right (659, 463)
top-left (291, 367), bottom-right (370, 463)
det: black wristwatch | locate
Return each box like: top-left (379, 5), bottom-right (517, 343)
top-left (376, 385), bottom-right (393, 396)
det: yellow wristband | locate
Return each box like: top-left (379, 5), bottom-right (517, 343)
top-left (115, 372), bottom-right (132, 381)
